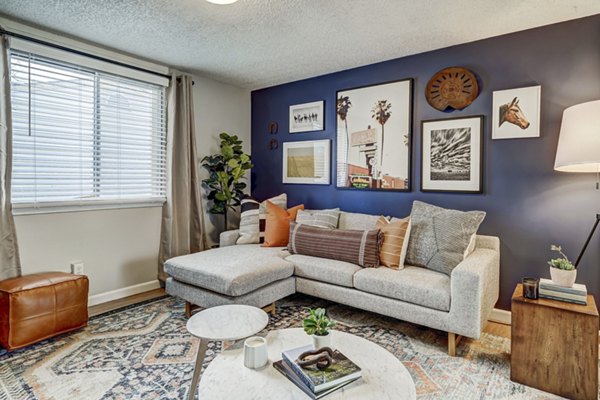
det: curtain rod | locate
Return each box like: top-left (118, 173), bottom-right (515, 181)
top-left (1, 28), bottom-right (172, 80)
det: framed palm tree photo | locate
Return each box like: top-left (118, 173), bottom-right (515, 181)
top-left (335, 78), bottom-right (413, 191)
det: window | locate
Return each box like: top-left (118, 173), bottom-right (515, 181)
top-left (9, 50), bottom-right (167, 212)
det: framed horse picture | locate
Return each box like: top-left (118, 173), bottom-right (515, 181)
top-left (492, 85), bottom-right (541, 139)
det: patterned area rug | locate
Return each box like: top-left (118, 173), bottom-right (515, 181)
top-left (0, 295), bottom-right (564, 400)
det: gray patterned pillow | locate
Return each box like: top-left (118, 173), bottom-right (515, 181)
top-left (405, 201), bottom-right (485, 275)
top-left (296, 208), bottom-right (340, 229)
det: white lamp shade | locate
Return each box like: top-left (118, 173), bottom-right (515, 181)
top-left (554, 100), bottom-right (600, 172)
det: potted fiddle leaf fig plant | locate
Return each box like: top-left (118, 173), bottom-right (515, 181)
top-left (303, 308), bottom-right (336, 349)
top-left (547, 244), bottom-right (577, 287)
top-left (201, 132), bottom-right (252, 232)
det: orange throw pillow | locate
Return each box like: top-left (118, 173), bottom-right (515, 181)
top-left (376, 216), bottom-right (411, 269)
top-left (262, 201), bottom-right (304, 247)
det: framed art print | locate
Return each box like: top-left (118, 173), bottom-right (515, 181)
top-left (289, 101), bottom-right (324, 133)
top-left (492, 85), bottom-right (541, 139)
top-left (421, 115), bottom-right (483, 193)
top-left (282, 139), bottom-right (330, 184)
top-left (336, 78), bottom-right (413, 191)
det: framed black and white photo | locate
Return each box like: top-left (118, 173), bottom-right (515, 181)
top-left (289, 101), bottom-right (324, 133)
top-left (336, 78), bottom-right (413, 191)
top-left (282, 139), bottom-right (330, 184)
top-left (421, 116), bottom-right (483, 193)
top-left (492, 85), bottom-right (541, 139)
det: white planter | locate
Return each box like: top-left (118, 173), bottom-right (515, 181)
top-left (550, 267), bottom-right (577, 288)
top-left (312, 332), bottom-right (331, 349)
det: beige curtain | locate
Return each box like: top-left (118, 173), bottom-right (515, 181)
top-left (0, 35), bottom-right (21, 280)
top-left (158, 74), bottom-right (205, 282)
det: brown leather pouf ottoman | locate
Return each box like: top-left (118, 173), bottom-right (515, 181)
top-left (0, 272), bottom-right (89, 351)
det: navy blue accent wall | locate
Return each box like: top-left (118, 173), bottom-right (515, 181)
top-left (251, 15), bottom-right (600, 310)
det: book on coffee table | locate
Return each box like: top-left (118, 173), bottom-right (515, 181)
top-left (272, 360), bottom-right (359, 399)
top-left (282, 345), bottom-right (362, 393)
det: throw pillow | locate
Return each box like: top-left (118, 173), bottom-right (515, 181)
top-left (262, 201), bottom-right (304, 247)
top-left (236, 193), bottom-right (287, 244)
top-left (295, 208), bottom-right (340, 229)
top-left (288, 222), bottom-right (382, 267)
top-left (375, 216), bottom-right (411, 270)
top-left (405, 201), bottom-right (485, 275)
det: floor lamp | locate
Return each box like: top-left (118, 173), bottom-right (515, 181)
top-left (554, 100), bottom-right (600, 267)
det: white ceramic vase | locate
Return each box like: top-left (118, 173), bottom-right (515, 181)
top-left (549, 267), bottom-right (577, 288)
top-left (312, 332), bottom-right (331, 349)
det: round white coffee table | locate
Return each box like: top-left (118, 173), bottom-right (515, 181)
top-left (198, 328), bottom-right (417, 400)
top-left (186, 304), bottom-right (269, 400)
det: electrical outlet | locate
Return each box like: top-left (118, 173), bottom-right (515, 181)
top-left (71, 262), bottom-right (84, 275)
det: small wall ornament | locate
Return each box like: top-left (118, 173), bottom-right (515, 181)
top-left (425, 67), bottom-right (479, 112)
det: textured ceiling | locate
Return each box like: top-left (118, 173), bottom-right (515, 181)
top-left (0, 0), bottom-right (599, 89)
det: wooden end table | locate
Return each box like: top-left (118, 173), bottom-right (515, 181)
top-left (510, 283), bottom-right (599, 400)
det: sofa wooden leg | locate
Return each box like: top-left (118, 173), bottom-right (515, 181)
top-left (262, 302), bottom-right (276, 315)
top-left (448, 332), bottom-right (462, 356)
top-left (185, 301), bottom-right (199, 319)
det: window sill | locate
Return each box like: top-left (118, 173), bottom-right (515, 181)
top-left (12, 199), bottom-right (166, 216)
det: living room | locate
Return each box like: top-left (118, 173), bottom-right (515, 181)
top-left (0, 1), bottom-right (599, 399)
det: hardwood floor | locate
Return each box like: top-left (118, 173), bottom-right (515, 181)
top-left (484, 320), bottom-right (511, 339)
top-left (88, 288), bottom-right (166, 317)
top-left (88, 289), bottom-right (513, 339)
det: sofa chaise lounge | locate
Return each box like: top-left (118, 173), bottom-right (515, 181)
top-left (165, 211), bottom-right (500, 356)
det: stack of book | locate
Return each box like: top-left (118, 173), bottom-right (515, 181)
top-left (539, 278), bottom-right (588, 305)
top-left (273, 344), bottom-right (362, 399)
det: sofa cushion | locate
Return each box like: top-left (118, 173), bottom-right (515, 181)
top-left (288, 222), bottom-right (382, 267)
top-left (376, 216), bottom-right (411, 270)
top-left (338, 211), bottom-right (381, 230)
top-left (263, 201), bottom-right (304, 247)
top-left (353, 266), bottom-right (451, 311)
top-left (296, 208), bottom-right (340, 229)
top-left (164, 245), bottom-right (294, 297)
top-left (406, 200), bottom-right (485, 275)
top-left (285, 254), bottom-right (361, 288)
top-left (237, 193), bottom-right (287, 245)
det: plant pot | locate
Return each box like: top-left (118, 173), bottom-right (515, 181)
top-left (312, 332), bottom-right (331, 349)
top-left (550, 266), bottom-right (577, 288)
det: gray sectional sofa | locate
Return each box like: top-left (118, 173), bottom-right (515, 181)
top-left (165, 211), bottom-right (500, 356)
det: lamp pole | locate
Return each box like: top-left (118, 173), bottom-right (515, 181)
top-left (575, 214), bottom-right (600, 267)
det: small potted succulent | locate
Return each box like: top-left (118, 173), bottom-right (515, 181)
top-left (548, 244), bottom-right (577, 287)
top-left (303, 308), bottom-right (336, 349)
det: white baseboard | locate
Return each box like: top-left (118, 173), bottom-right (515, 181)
top-left (88, 282), bottom-right (515, 326)
top-left (489, 308), bottom-right (511, 325)
top-left (88, 280), bottom-right (161, 307)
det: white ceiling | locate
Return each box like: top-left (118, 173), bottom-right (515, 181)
top-left (0, 0), bottom-right (599, 90)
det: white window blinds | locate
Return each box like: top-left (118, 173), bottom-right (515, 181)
top-left (9, 50), bottom-right (167, 211)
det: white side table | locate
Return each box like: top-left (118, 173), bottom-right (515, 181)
top-left (186, 304), bottom-right (269, 400)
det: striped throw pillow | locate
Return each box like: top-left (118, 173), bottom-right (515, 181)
top-left (375, 216), bottom-right (411, 269)
top-left (288, 222), bottom-right (382, 267)
top-left (236, 193), bottom-right (287, 244)
top-left (296, 208), bottom-right (340, 229)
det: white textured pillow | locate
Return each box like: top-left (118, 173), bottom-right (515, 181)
top-left (237, 193), bottom-right (287, 244)
top-left (296, 208), bottom-right (340, 229)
